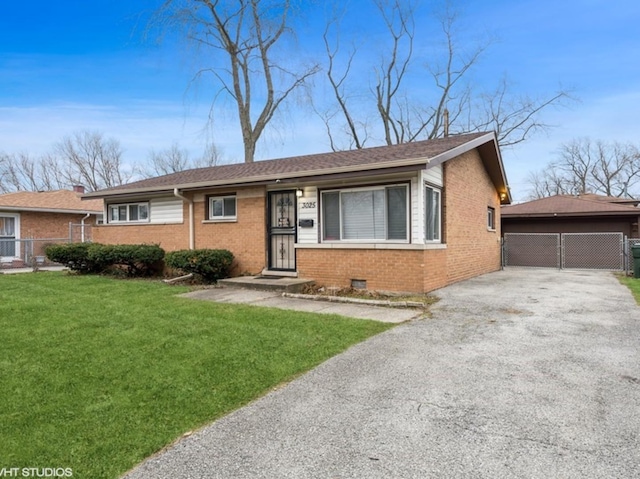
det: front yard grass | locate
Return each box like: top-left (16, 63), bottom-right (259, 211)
top-left (0, 273), bottom-right (393, 478)
top-left (618, 275), bottom-right (640, 304)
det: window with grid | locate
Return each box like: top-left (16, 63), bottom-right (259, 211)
top-left (108, 203), bottom-right (149, 223)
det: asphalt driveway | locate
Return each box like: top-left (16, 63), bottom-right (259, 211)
top-left (123, 268), bottom-right (640, 479)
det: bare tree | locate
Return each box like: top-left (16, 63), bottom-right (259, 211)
top-left (145, 141), bottom-right (225, 177)
top-left (54, 131), bottom-right (134, 191)
top-left (527, 138), bottom-right (640, 199)
top-left (319, 0), bottom-right (571, 149)
top-left (373, 0), bottom-right (416, 146)
top-left (158, 0), bottom-right (320, 163)
top-left (468, 77), bottom-right (571, 147)
top-left (147, 142), bottom-right (192, 176)
top-left (0, 152), bottom-right (65, 193)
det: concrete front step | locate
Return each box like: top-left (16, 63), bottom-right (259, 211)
top-left (219, 275), bottom-right (314, 293)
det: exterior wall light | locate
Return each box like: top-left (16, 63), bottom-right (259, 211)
top-left (296, 188), bottom-right (304, 198)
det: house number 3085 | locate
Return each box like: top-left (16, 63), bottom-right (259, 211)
top-left (300, 201), bottom-right (316, 209)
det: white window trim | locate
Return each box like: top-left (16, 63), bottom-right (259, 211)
top-left (425, 184), bottom-right (442, 243)
top-left (108, 202), bottom-right (150, 224)
top-left (208, 195), bottom-right (237, 221)
top-left (321, 183), bottom-right (410, 244)
top-left (0, 212), bottom-right (20, 260)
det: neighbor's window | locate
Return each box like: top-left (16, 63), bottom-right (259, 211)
top-left (425, 185), bottom-right (441, 242)
top-left (322, 184), bottom-right (408, 241)
top-left (487, 206), bottom-right (496, 230)
top-left (0, 215), bottom-right (17, 257)
top-left (108, 203), bottom-right (149, 223)
top-left (208, 195), bottom-right (237, 220)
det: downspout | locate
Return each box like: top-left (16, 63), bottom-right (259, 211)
top-left (80, 212), bottom-right (91, 243)
top-left (174, 188), bottom-right (195, 250)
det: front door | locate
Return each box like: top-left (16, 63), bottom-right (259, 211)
top-left (0, 216), bottom-right (17, 260)
top-left (267, 191), bottom-right (297, 271)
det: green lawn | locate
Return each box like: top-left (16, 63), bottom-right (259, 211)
top-left (619, 275), bottom-right (640, 304)
top-left (0, 273), bottom-right (393, 478)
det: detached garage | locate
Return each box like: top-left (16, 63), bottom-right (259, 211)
top-left (501, 194), bottom-right (640, 270)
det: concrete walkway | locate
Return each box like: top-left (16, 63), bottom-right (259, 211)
top-left (182, 287), bottom-right (423, 323)
top-left (124, 269), bottom-right (640, 479)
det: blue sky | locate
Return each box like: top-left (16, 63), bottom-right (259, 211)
top-left (1, 0), bottom-right (639, 200)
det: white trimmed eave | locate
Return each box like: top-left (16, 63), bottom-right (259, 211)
top-left (84, 133), bottom-right (505, 200)
top-left (0, 206), bottom-right (102, 215)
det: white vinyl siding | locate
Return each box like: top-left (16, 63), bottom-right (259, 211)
top-left (149, 198), bottom-right (183, 224)
top-left (424, 164), bottom-right (443, 187)
top-left (296, 187), bottom-right (318, 244)
top-left (106, 198), bottom-right (183, 225)
top-left (322, 184), bottom-right (409, 242)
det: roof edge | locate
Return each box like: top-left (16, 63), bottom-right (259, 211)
top-left (85, 133), bottom-right (506, 199)
top-left (0, 206), bottom-right (103, 214)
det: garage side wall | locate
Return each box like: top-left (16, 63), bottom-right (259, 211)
top-left (443, 150), bottom-right (502, 285)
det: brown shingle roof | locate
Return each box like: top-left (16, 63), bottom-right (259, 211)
top-left (502, 195), bottom-right (640, 218)
top-left (0, 190), bottom-right (103, 213)
top-left (86, 132), bottom-right (500, 197)
top-left (560, 193), bottom-right (640, 206)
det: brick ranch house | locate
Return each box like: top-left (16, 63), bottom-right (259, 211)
top-left (0, 187), bottom-right (103, 266)
top-left (85, 132), bottom-right (511, 293)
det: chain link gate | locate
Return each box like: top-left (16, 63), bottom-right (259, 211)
top-left (503, 233), bottom-right (560, 268)
top-left (504, 232), bottom-right (625, 271)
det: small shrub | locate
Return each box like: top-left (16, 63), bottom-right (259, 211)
top-left (165, 249), bottom-right (234, 283)
top-left (88, 244), bottom-right (165, 277)
top-left (44, 243), bottom-right (107, 273)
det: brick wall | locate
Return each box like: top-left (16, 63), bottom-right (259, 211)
top-left (93, 188), bottom-right (267, 276)
top-left (193, 189), bottom-right (266, 275)
top-left (443, 149), bottom-right (502, 285)
top-left (93, 222), bottom-right (190, 252)
top-left (297, 248), bottom-right (425, 293)
top-left (19, 211), bottom-right (97, 240)
top-left (296, 149), bottom-right (501, 294)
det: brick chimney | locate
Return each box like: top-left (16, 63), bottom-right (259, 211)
top-left (72, 185), bottom-right (85, 194)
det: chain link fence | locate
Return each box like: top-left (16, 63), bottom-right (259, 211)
top-left (0, 238), bottom-right (70, 270)
top-left (626, 238), bottom-right (640, 275)
top-left (0, 223), bottom-right (93, 271)
top-left (503, 233), bottom-right (560, 268)
top-left (504, 232), bottom-right (626, 271)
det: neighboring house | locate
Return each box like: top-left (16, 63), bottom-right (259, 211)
top-left (85, 132), bottom-right (511, 293)
top-left (501, 194), bottom-right (640, 270)
top-left (0, 187), bottom-right (103, 266)
top-left (502, 194), bottom-right (640, 237)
